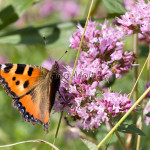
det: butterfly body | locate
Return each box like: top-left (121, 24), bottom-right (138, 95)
top-left (0, 61), bottom-right (60, 132)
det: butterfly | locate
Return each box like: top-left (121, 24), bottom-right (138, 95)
top-left (0, 61), bottom-right (60, 132)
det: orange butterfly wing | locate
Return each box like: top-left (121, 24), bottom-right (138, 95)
top-left (0, 63), bottom-right (48, 98)
top-left (0, 63), bottom-right (58, 132)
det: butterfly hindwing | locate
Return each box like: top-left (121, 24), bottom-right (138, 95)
top-left (0, 62), bottom-right (60, 132)
top-left (12, 79), bottom-right (51, 130)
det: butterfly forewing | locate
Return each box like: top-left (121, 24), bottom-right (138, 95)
top-left (0, 63), bottom-right (48, 98)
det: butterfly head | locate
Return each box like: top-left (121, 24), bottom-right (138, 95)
top-left (52, 61), bottom-right (59, 73)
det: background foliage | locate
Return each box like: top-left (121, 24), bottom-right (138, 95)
top-left (0, 0), bottom-right (149, 150)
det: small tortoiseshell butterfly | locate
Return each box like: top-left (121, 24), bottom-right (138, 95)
top-left (0, 62), bottom-right (60, 132)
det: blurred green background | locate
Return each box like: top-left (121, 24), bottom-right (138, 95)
top-left (0, 0), bottom-right (149, 150)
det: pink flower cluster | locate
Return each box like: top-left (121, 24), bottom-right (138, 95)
top-left (69, 20), bottom-right (135, 79)
top-left (118, 0), bottom-right (150, 41)
top-left (53, 20), bottom-right (134, 130)
top-left (54, 86), bottom-right (132, 130)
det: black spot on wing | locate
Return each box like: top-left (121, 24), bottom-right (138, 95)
top-left (0, 75), bottom-right (17, 97)
top-left (23, 80), bottom-right (29, 88)
top-left (15, 64), bottom-right (26, 74)
top-left (16, 81), bottom-right (20, 85)
top-left (3, 64), bottom-right (13, 73)
top-left (28, 67), bottom-right (33, 76)
top-left (12, 77), bottom-right (16, 81)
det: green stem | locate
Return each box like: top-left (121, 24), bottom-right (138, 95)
top-left (69, 0), bottom-right (95, 86)
top-left (51, 112), bottom-right (63, 150)
top-left (109, 121), bottom-right (127, 150)
top-left (127, 33), bottom-right (138, 148)
top-left (133, 33), bottom-right (138, 100)
top-left (97, 87), bottom-right (150, 149)
top-left (136, 46), bottom-right (150, 150)
top-left (129, 53), bottom-right (150, 99)
top-left (55, 112), bottom-right (64, 139)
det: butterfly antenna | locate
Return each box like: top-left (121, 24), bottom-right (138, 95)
top-left (42, 36), bottom-right (68, 61)
top-left (57, 50), bottom-right (68, 61)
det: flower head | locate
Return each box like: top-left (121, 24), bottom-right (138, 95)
top-left (69, 20), bottom-right (135, 79)
top-left (117, 0), bottom-right (150, 42)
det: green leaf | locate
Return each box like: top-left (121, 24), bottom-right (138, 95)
top-left (0, 21), bottom-right (77, 62)
top-left (0, 0), bottom-right (35, 30)
top-left (0, 25), bottom-right (61, 45)
top-left (0, 21), bottom-right (78, 45)
top-left (146, 112), bottom-right (150, 117)
top-left (103, 0), bottom-right (126, 14)
top-left (0, 19), bottom-right (86, 46)
top-left (81, 139), bottom-right (97, 150)
top-left (117, 124), bottom-right (145, 136)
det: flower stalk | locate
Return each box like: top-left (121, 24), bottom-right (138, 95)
top-left (127, 33), bottom-right (139, 148)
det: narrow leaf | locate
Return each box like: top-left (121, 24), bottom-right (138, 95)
top-left (117, 124), bottom-right (145, 136)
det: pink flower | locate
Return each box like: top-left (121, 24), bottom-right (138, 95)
top-left (117, 0), bottom-right (150, 41)
top-left (54, 20), bottom-right (134, 131)
top-left (145, 116), bottom-right (150, 126)
top-left (41, 58), bottom-right (65, 72)
top-left (0, 56), bottom-right (8, 63)
top-left (14, 16), bottom-right (26, 28)
top-left (123, 0), bottom-right (136, 10)
top-left (145, 82), bottom-right (150, 98)
top-left (110, 50), bottom-right (123, 61)
top-left (54, 85), bottom-right (132, 130)
top-left (144, 100), bottom-right (150, 125)
top-left (60, 0), bottom-right (80, 20)
top-left (39, 0), bottom-right (56, 17)
top-left (69, 20), bottom-right (135, 79)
